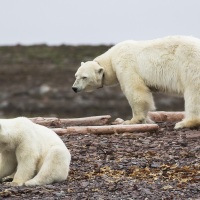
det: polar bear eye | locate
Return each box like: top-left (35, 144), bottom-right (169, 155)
top-left (82, 76), bottom-right (87, 80)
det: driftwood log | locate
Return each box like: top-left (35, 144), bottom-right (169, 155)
top-left (52, 124), bottom-right (159, 135)
top-left (30, 112), bottom-right (185, 127)
top-left (148, 111), bottom-right (184, 122)
top-left (112, 112), bottom-right (185, 125)
top-left (30, 115), bottom-right (111, 127)
top-left (29, 112), bottom-right (185, 135)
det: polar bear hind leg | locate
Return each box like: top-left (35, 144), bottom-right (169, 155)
top-left (25, 146), bottom-right (70, 186)
top-left (175, 88), bottom-right (200, 129)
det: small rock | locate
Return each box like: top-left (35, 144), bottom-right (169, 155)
top-left (151, 162), bottom-right (161, 168)
top-left (142, 188), bottom-right (152, 195)
top-left (81, 181), bottom-right (89, 187)
top-left (39, 84), bottom-right (51, 94)
top-left (53, 190), bottom-right (65, 197)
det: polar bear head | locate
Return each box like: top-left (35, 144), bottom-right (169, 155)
top-left (72, 61), bottom-right (104, 93)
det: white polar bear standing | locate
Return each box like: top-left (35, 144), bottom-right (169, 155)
top-left (0, 117), bottom-right (71, 186)
top-left (72, 36), bottom-right (200, 129)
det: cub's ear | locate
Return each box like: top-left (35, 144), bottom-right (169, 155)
top-left (97, 67), bottom-right (104, 75)
top-left (81, 62), bottom-right (85, 65)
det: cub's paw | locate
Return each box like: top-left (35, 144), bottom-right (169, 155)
top-left (4, 181), bottom-right (24, 187)
top-left (25, 179), bottom-right (39, 187)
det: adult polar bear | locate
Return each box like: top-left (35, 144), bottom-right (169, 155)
top-left (72, 36), bottom-right (200, 129)
top-left (0, 117), bottom-right (71, 186)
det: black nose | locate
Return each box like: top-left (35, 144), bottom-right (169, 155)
top-left (72, 87), bottom-right (78, 93)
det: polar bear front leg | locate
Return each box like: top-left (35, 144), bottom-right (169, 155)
top-left (7, 148), bottom-right (37, 186)
top-left (25, 146), bottom-right (70, 186)
top-left (119, 74), bottom-right (155, 125)
top-left (9, 163), bottom-right (36, 187)
top-left (123, 92), bottom-right (155, 125)
top-left (0, 152), bottom-right (17, 181)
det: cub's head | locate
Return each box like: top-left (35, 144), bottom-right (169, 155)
top-left (72, 61), bottom-right (104, 93)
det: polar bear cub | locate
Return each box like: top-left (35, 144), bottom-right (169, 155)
top-left (72, 36), bottom-right (200, 129)
top-left (0, 117), bottom-right (71, 186)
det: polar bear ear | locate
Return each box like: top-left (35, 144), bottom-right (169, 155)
top-left (81, 62), bottom-right (85, 65)
top-left (97, 67), bottom-right (104, 75)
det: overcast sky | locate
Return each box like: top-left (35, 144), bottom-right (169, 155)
top-left (0, 0), bottom-right (200, 45)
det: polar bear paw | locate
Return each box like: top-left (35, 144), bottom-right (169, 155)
top-left (123, 119), bottom-right (141, 125)
top-left (4, 181), bottom-right (24, 187)
top-left (123, 117), bottom-right (154, 125)
top-left (175, 119), bottom-right (200, 129)
top-left (25, 179), bottom-right (40, 187)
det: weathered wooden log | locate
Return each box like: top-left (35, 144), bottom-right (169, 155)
top-left (148, 111), bottom-right (185, 122)
top-left (112, 112), bottom-right (185, 125)
top-left (52, 124), bottom-right (159, 135)
top-left (30, 115), bottom-right (111, 127)
top-left (30, 117), bottom-right (61, 127)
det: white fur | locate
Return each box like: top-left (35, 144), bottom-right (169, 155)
top-left (72, 36), bottom-right (200, 129)
top-left (0, 117), bottom-right (71, 186)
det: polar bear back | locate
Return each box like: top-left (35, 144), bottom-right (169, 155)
top-left (0, 117), bottom-right (66, 152)
top-left (108, 36), bottom-right (200, 94)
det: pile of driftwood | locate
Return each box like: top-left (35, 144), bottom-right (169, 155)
top-left (30, 111), bottom-right (184, 135)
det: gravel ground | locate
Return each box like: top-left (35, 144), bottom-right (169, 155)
top-left (0, 121), bottom-right (199, 200)
top-left (0, 45), bottom-right (198, 199)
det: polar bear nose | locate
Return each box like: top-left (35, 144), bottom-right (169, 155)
top-left (72, 87), bottom-right (78, 93)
